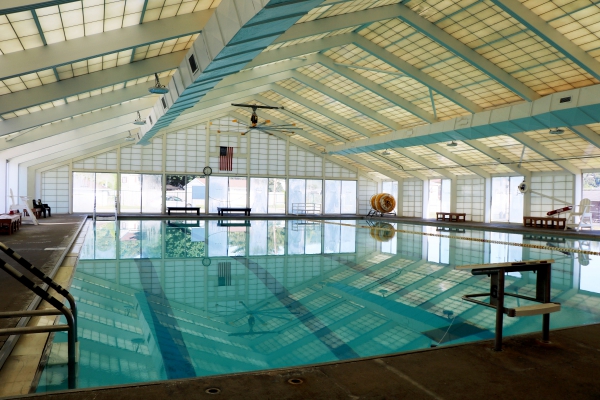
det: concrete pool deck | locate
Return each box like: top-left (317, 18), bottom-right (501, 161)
top-left (7, 323), bottom-right (600, 400)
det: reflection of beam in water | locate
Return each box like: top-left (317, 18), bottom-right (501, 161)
top-left (134, 258), bottom-right (196, 380)
top-left (233, 256), bottom-right (360, 360)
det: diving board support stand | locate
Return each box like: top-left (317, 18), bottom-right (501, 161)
top-left (457, 259), bottom-right (561, 351)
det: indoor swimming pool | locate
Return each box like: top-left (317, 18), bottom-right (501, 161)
top-left (36, 219), bottom-right (600, 392)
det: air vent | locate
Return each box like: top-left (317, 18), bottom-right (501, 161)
top-left (189, 54), bottom-right (198, 73)
top-left (559, 96), bottom-right (571, 103)
top-left (161, 97), bottom-right (168, 110)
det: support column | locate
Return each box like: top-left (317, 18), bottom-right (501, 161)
top-left (574, 173), bottom-right (582, 206)
top-left (450, 177), bottom-right (458, 213)
top-left (0, 158), bottom-right (7, 213)
top-left (484, 177), bottom-right (491, 223)
top-left (397, 179), bottom-right (404, 217)
top-left (422, 179), bottom-right (429, 219)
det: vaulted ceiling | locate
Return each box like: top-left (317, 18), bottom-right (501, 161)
top-left (3, 0), bottom-right (600, 181)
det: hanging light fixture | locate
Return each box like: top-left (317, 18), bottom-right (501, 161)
top-left (447, 140), bottom-right (457, 147)
top-left (381, 149), bottom-right (391, 156)
top-left (148, 73), bottom-right (169, 94)
top-left (133, 111), bottom-right (146, 125)
top-left (549, 127), bottom-right (564, 135)
top-left (124, 131), bottom-right (135, 141)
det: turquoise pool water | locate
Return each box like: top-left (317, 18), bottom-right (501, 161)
top-left (36, 219), bottom-right (600, 392)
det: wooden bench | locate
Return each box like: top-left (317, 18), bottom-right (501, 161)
top-left (217, 207), bottom-right (251, 216)
top-left (167, 207), bottom-right (200, 215)
top-left (457, 259), bottom-right (561, 351)
top-left (436, 212), bottom-right (466, 222)
top-left (523, 216), bottom-right (566, 229)
top-left (24, 208), bottom-right (42, 219)
top-left (0, 214), bottom-right (22, 235)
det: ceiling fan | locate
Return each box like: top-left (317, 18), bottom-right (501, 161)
top-left (231, 103), bottom-right (304, 136)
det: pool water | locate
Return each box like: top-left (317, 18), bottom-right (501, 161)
top-left (36, 219), bottom-right (600, 392)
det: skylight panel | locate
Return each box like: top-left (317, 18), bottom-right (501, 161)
top-left (275, 78), bottom-right (388, 135)
top-left (142, 0), bottom-right (221, 23)
top-left (132, 35), bottom-right (197, 61)
top-left (406, 145), bottom-right (458, 167)
top-left (0, 73), bottom-right (171, 120)
top-left (297, 62), bottom-right (426, 127)
top-left (418, 0), bottom-right (599, 95)
top-left (297, 0), bottom-right (403, 23)
top-left (518, 1), bottom-right (600, 61)
top-left (361, 18), bottom-right (521, 108)
top-left (260, 89), bottom-right (364, 141)
top-left (0, 11), bottom-right (44, 54)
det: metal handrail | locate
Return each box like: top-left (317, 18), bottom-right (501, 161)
top-left (292, 203), bottom-right (321, 215)
top-left (0, 242), bottom-right (77, 336)
top-left (93, 196), bottom-right (118, 221)
top-left (0, 245), bottom-right (77, 389)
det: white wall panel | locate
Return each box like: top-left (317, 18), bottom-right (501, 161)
top-left (73, 150), bottom-right (117, 171)
top-left (358, 176), bottom-right (378, 214)
top-left (41, 165), bottom-right (69, 213)
top-left (402, 179), bottom-right (423, 217)
top-left (457, 177), bottom-right (484, 222)
top-left (530, 174), bottom-right (573, 217)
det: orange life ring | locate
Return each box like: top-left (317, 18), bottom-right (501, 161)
top-left (370, 222), bottom-right (395, 242)
top-left (370, 193), bottom-right (396, 213)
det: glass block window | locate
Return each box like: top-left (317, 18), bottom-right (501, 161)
top-left (41, 165), bottom-right (69, 213)
top-left (456, 177), bottom-right (484, 222)
top-left (73, 150), bottom-right (117, 170)
top-left (530, 174), bottom-right (574, 217)
top-left (289, 145), bottom-right (323, 177)
top-left (403, 179), bottom-right (423, 217)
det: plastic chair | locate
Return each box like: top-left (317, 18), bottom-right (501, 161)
top-left (564, 198), bottom-right (592, 230)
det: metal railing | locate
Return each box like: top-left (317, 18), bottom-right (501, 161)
top-left (291, 203), bottom-right (321, 215)
top-left (0, 242), bottom-right (77, 389)
top-left (93, 196), bottom-right (118, 221)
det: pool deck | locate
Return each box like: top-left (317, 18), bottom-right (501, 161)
top-left (8, 323), bottom-right (600, 399)
top-left (1, 213), bottom-right (600, 399)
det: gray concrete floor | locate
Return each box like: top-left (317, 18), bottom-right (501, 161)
top-left (0, 215), bottom-right (86, 349)
top-left (8, 323), bottom-right (600, 400)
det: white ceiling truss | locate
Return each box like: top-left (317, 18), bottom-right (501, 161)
top-left (4, 0), bottom-right (600, 180)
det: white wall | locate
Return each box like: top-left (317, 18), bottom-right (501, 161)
top-left (41, 165), bottom-right (70, 214)
top-left (402, 179), bottom-right (423, 217)
top-left (358, 176), bottom-right (378, 214)
top-left (530, 174), bottom-right (574, 217)
top-left (456, 177), bottom-right (485, 222)
top-left (37, 119), bottom-right (372, 213)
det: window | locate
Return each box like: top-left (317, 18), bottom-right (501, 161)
top-left (427, 179), bottom-right (450, 218)
top-left (324, 180), bottom-right (356, 214)
top-left (250, 178), bottom-right (286, 213)
top-left (289, 179), bottom-right (322, 214)
top-left (121, 174), bottom-right (162, 213)
top-left (491, 176), bottom-right (524, 223)
top-left (209, 176), bottom-right (247, 213)
top-left (73, 172), bottom-right (117, 212)
top-left (166, 175), bottom-right (206, 212)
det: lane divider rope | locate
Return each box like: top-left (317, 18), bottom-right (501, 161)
top-left (310, 220), bottom-right (600, 256)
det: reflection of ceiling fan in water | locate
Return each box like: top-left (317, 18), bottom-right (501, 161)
top-left (231, 103), bottom-right (303, 136)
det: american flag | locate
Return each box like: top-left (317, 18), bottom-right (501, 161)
top-left (219, 146), bottom-right (233, 171)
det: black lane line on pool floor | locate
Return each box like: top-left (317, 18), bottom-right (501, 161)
top-left (134, 258), bottom-right (196, 379)
top-left (232, 256), bottom-right (360, 360)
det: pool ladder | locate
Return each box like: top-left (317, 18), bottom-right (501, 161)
top-left (0, 242), bottom-right (78, 389)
